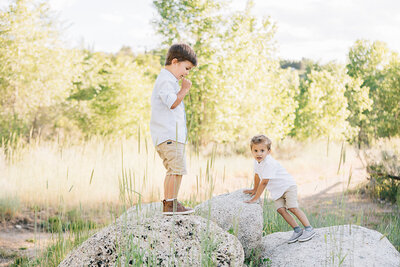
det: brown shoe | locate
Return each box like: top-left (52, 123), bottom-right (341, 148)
top-left (162, 199), bottom-right (194, 215)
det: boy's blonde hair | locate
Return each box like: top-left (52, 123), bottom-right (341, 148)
top-left (250, 135), bottom-right (272, 151)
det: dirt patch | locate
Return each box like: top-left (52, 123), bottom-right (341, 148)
top-left (0, 209), bottom-right (57, 265)
top-left (0, 229), bottom-right (53, 266)
top-left (0, 205), bottom-right (115, 265)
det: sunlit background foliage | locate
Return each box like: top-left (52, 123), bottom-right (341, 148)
top-left (1, 0), bottom-right (399, 146)
top-left (1, 1), bottom-right (399, 265)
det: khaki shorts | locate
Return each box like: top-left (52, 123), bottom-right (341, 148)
top-left (274, 185), bottom-right (299, 210)
top-left (156, 140), bottom-right (187, 175)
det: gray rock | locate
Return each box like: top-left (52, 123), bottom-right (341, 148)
top-left (116, 202), bottom-right (163, 223)
top-left (59, 203), bottom-right (244, 267)
top-left (259, 224), bottom-right (400, 267)
top-left (195, 189), bottom-right (264, 257)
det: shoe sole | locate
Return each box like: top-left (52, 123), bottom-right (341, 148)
top-left (298, 231), bottom-right (316, 242)
top-left (287, 238), bottom-right (299, 244)
top-left (162, 210), bottom-right (195, 215)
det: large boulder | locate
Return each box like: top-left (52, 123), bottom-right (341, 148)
top-left (59, 203), bottom-right (244, 266)
top-left (116, 202), bottom-right (163, 223)
top-left (195, 189), bottom-right (264, 257)
top-left (259, 224), bottom-right (400, 267)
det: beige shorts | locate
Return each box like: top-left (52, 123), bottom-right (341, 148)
top-left (274, 185), bottom-right (299, 210)
top-left (156, 140), bottom-right (187, 175)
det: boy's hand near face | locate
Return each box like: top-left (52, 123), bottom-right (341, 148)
top-left (181, 78), bottom-right (192, 95)
top-left (172, 78), bottom-right (192, 109)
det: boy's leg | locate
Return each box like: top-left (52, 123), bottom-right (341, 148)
top-left (157, 140), bottom-right (186, 200)
top-left (164, 174), bottom-right (182, 199)
top-left (277, 207), bottom-right (303, 243)
top-left (289, 207), bottom-right (316, 242)
top-left (288, 208), bottom-right (311, 227)
top-left (157, 140), bottom-right (193, 215)
top-left (277, 207), bottom-right (299, 228)
top-left (275, 195), bottom-right (303, 243)
top-left (285, 186), bottom-right (315, 242)
top-left (285, 186), bottom-right (311, 227)
top-left (163, 173), bottom-right (193, 215)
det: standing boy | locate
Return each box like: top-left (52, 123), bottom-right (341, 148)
top-left (150, 43), bottom-right (197, 215)
top-left (244, 135), bottom-right (316, 243)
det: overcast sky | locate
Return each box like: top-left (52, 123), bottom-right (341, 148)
top-left (1, 0), bottom-right (399, 63)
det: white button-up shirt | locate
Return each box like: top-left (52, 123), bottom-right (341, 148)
top-left (254, 155), bottom-right (296, 200)
top-left (150, 69), bottom-right (187, 146)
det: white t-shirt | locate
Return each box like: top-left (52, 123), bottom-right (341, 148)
top-left (254, 155), bottom-right (296, 200)
top-left (150, 69), bottom-right (187, 146)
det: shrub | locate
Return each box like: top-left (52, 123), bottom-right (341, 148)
top-left (366, 150), bottom-right (400, 205)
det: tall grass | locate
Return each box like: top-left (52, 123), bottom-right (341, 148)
top-left (2, 135), bottom-right (398, 265)
top-left (0, 135), bottom-right (365, 210)
top-left (0, 134), bottom-right (250, 210)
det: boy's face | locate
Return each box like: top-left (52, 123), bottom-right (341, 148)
top-left (170, 59), bottom-right (194, 80)
top-left (251, 143), bottom-right (270, 163)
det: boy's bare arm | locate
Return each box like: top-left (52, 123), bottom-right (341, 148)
top-left (244, 174), bottom-right (260, 195)
top-left (245, 179), bottom-right (269, 203)
top-left (171, 78), bottom-right (191, 109)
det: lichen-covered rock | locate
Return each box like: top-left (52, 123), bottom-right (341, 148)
top-left (259, 225), bottom-right (400, 267)
top-left (59, 203), bottom-right (244, 266)
top-left (195, 189), bottom-right (263, 257)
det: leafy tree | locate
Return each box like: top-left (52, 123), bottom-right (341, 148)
top-left (153, 0), bottom-right (298, 144)
top-left (293, 64), bottom-right (353, 140)
top-left (344, 76), bottom-right (372, 144)
top-left (0, 0), bottom-right (77, 139)
top-left (67, 50), bottom-right (159, 136)
top-left (346, 40), bottom-right (400, 142)
top-left (376, 54), bottom-right (400, 137)
top-left (347, 40), bottom-right (390, 91)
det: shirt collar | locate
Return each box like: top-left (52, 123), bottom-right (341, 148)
top-left (161, 68), bottom-right (179, 83)
top-left (256, 154), bottom-right (271, 166)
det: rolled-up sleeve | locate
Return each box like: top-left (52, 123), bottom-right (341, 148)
top-left (159, 81), bottom-right (178, 109)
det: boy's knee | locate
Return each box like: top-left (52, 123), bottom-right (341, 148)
top-left (288, 207), bottom-right (298, 213)
top-left (277, 207), bottom-right (286, 214)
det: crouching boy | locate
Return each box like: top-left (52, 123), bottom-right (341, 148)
top-left (244, 135), bottom-right (316, 243)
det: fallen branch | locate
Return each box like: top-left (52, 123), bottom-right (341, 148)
top-left (368, 171), bottom-right (400, 181)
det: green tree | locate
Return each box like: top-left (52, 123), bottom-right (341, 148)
top-left (153, 0), bottom-right (298, 144)
top-left (344, 75), bottom-right (372, 144)
top-left (376, 54), bottom-right (400, 137)
top-left (67, 50), bottom-right (159, 136)
top-left (294, 64), bottom-right (353, 140)
top-left (216, 6), bottom-right (298, 142)
top-left (0, 0), bottom-right (77, 139)
top-left (346, 40), bottom-right (399, 142)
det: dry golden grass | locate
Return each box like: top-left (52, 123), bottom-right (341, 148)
top-left (1, 136), bottom-right (399, 266)
top-left (0, 136), bottom-right (250, 208)
top-left (1, 135), bottom-right (381, 209)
